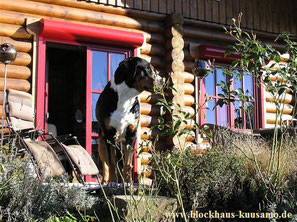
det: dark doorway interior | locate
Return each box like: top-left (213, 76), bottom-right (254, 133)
top-left (47, 44), bottom-right (86, 146)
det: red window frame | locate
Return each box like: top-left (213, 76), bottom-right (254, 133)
top-left (200, 66), bottom-right (258, 129)
top-left (36, 19), bottom-right (144, 182)
top-left (86, 47), bottom-right (131, 173)
top-left (197, 45), bottom-right (264, 130)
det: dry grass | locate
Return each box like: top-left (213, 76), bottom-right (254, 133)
top-left (215, 128), bottom-right (297, 183)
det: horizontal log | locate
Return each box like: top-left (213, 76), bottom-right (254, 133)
top-left (184, 71), bottom-right (195, 83)
top-left (184, 48), bottom-right (193, 61)
top-left (31, 0), bottom-right (167, 21)
top-left (184, 119), bottom-right (195, 129)
top-left (140, 127), bottom-right (161, 140)
top-left (0, 64), bottom-right (31, 80)
top-left (265, 101), bottom-right (293, 110)
top-left (183, 83), bottom-right (195, 94)
top-left (183, 17), bottom-right (292, 44)
top-left (139, 165), bottom-right (152, 178)
top-left (140, 91), bottom-right (162, 103)
top-left (184, 106), bottom-right (195, 117)
top-left (138, 152), bottom-right (152, 165)
top-left (140, 43), bottom-right (165, 56)
top-left (184, 94), bottom-right (195, 106)
top-left (266, 119), bottom-right (295, 125)
top-left (143, 32), bottom-right (165, 44)
top-left (0, 8), bottom-right (165, 46)
top-left (0, 36), bottom-right (32, 53)
top-left (266, 107), bottom-right (293, 115)
top-left (186, 131), bottom-right (196, 142)
top-left (0, 78), bottom-right (31, 92)
top-left (184, 27), bottom-right (285, 52)
top-left (140, 103), bottom-right (160, 115)
top-left (184, 26), bottom-right (235, 43)
top-left (10, 52), bottom-right (32, 66)
top-left (265, 94), bottom-right (293, 105)
top-left (139, 54), bottom-right (165, 69)
top-left (140, 115), bottom-right (159, 127)
top-left (0, 10), bottom-right (26, 25)
top-left (0, 0), bottom-right (162, 32)
top-left (265, 113), bottom-right (293, 123)
top-left (139, 140), bottom-right (167, 152)
top-left (0, 23), bottom-right (32, 39)
top-left (184, 60), bottom-right (194, 72)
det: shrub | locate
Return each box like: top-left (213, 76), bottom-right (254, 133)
top-left (151, 146), bottom-right (246, 212)
top-left (151, 130), bottom-right (297, 219)
top-left (0, 140), bottom-right (98, 221)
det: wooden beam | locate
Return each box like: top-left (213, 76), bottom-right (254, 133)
top-left (0, 36), bottom-right (32, 53)
top-left (0, 0), bottom-right (163, 32)
top-left (0, 64), bottom-right (31, 80)
top-left (0, 23), bottom-right (31, 39)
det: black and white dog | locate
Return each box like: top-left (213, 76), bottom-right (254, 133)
top-left (95, 57), bottom-right (163, 184)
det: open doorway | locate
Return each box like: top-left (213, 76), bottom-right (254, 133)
top-left (46, 44), bottom-right (86, 146)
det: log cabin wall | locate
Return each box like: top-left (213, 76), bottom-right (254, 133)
top-left (0, 0), bottom-right (296, 184)
top-left (81, 0), bottom-right (297, 36)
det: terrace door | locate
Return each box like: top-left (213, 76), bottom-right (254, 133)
top-left (45, 43), bottom-right (130, 181)
top-left (37, 19), bottom-right (143, 181)
top-left (86, 48), bottom-right (129, 178)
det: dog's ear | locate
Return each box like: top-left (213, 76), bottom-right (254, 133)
top-left (114, 60), bottom-right (128, 85)
top-left (114, 58), bottom-right (138, 88)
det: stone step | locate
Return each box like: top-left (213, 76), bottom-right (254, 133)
top-left (113, 195), bottom-right (177, 221)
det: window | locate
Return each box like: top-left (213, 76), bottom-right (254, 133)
top-left (195, 44), bottom-right (262, 130)
top-left (86, 48), bottom-right (129, 160)
top-left (200, 66), bottom-right (258, 130)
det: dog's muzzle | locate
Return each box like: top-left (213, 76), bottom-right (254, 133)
top-left (153, 74), bottom-right (165, 91)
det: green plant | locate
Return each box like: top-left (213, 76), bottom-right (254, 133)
top-left (0, 139), bottom-right (98, 222)
top-left (151, 74), bottom-right (199, 149)
top-left (151, 146), bottom-right (246, 212)
top-left (216, 12), bottom-right (297, 199)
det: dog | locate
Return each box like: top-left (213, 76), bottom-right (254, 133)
top-left (95, 57), bottom-right (163, 184)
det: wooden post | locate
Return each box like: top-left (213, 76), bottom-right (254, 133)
top-left (165, 13), bottom-right (186, 149)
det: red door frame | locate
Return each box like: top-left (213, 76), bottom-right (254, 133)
top-left (36, 19), bottom-right (144, 181)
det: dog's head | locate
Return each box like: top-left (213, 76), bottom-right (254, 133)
top-left (114, 57), bottom-right (163, 93)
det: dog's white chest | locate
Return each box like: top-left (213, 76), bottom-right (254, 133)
top-left (109, 80), bottom-right (139, 138)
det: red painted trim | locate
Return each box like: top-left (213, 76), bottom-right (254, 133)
top-left (39, 19), bottom-right (144, 48)
top-left (260, 78), bottom-right (266, 128)
top-left (86, 49), bottom-right (92, 156)
top-left (107, 52), bottom-right (111, 81)
top-left (85, 49), bottom-right (93, 183)
top-left (36, 37), bottom-right (46, 130)
top-left (198, 45), bottom-right (241, 63)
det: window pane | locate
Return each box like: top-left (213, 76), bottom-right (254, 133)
top-left (244, 72), bottom-right (254, 97)
top-left (204, 69), bottom-right (215, 96)
top-left (206, 99), bottom-right (216, 124)
top-left (110, 53), bottom-right (125, 80)
top-left (92, 51), bottom-right (107, 91)
top-left (92, 93), bottom-right (100, 133)
top-left (218, 104), bottom-right (228, 127)
top-left (216, 68), bottom-right (225, 95)
top-left (234, 101), bottom-right (243, 129)
top-left (245, 102), bottom-right (254, 129)
top-left (233, 72), bottom-right (242, 91)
